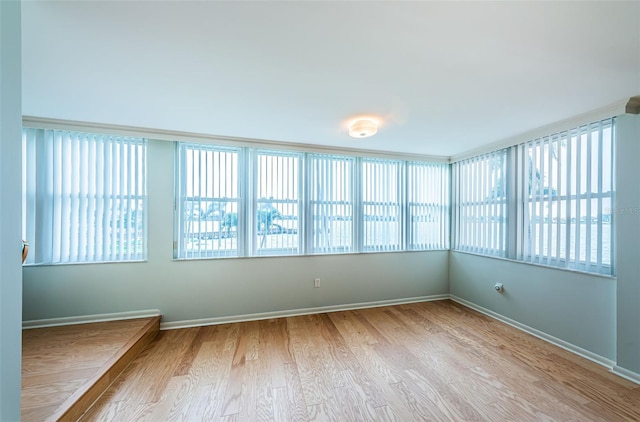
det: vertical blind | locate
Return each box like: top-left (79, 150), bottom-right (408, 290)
top-left (174, 143), bottom-right (450, 259)
top-left (452, 150), bottom-right (508, 256)
top-left (519, 118), bottom-right (614, 273)
top-left (361, 159), bottom-right (403, 252)
top-left (308, 154), bottom-right (355, 254)
top-left (451, 118), bottom-right (615, 275)
top-left (176, 144), bottom-right (241, 258)
top-left (407, 162), bottom-right (450, 250)
top-left (254, 151), bottom-right (302, 256)
top-left (23, 121), bottom-right (613, 271)
top-left (23, 128), bottom-right (147, 264)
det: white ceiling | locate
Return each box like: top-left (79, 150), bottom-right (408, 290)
top-left (22, 1), bottom-right (640, 157)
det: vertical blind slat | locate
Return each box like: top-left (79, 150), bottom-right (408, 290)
top-left (546, 136), bottom-right (553, 265)
top-left (564, 132), bottom-right (572, 266)
top-left (585, 127), bottom-right (593, 272)
top-left (574, 130), bottom-right (582, 266)
top-left (597, 123), bottom-right (604, 272)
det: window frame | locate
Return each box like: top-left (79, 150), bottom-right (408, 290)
top-left (174, 143), bottom-right (450, 260)
top-left (175, 143), bottom-right (244, 259)
top-left (252, 149), bottom-right (304, 256)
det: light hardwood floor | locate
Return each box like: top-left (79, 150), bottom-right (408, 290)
top-left (22, 317), bottom-right (160, 422)
top-left (80, 300), bottom-right (639, 421)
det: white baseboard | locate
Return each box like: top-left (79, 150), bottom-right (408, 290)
top-left (612, 365), bottom-right (640, 385)
top-left (160, 294), bottom-right (449, 330)
top-left (22, 309), bottom-right (161, 329)
top-left (450, 295), bottom-right (616, 370)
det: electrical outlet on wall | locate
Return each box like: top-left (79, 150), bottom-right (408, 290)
top-left (314, 278), bottom-right (321, 288)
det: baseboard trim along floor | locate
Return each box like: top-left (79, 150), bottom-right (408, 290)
top-left (160, 294), bottom-right (450, 330)
top-left (22, 309), bottom-right (162, 330)
top-left (450, 295), bottom-right (616, 370)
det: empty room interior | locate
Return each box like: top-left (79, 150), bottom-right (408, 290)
top-left (2, 1), bottom-right (640, 421)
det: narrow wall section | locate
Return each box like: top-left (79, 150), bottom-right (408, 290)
top-left (0, 1), bottom-right (23, 420)
top-left (614, 113), bottom-right (640, 377)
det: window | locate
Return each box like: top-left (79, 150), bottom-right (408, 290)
top-left (407, 162), bottom-right (450, 250)
top-left (175, 142), bottom-right (449, 259)
top-left (451, 117), bottom-right (615, 275)
top-left (176, 144), bottom-right (242, 258)
top-left (23, 128), bottom-right (147, 264)
top-left (519, 118), bottom-right (614, 273)
top-left (361, 159), bottom-right (403, 252)
top-left (452, 150), bottom-right (508, 256)
top-left (307, 154), bottom-right (355, 254)
top-left (254, 151), bottom-right (302, 255)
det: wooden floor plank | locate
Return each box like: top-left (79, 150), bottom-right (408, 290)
top-left (287, 315), bottom-right (337, 404)
top-left (372, 404), bottom-right (398, 422)
top-left (21, 317), bottom-right (160, 422)
top-left (306, 402), bottom-right (333, 422)
top-left (73, 301), bottom-right (640, 421)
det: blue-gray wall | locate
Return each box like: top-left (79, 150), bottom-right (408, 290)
top-left (614, 113), bottom-right (640, 375)
top-left (0, 1), bottom-right (23, 420)
top-left (23, 251), bottom-right (449, 323)
top-left (449, 252), bottom-right (616, 360)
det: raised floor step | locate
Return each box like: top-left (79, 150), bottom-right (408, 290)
top-left (22, 316), bottom-right (161, 422)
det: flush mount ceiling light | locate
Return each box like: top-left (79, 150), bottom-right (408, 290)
top-left (349, 119), bottom-right (378, 138)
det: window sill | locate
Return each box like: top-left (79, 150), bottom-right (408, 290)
top-left (450, 250), bottom-right (616, 280)
top-left (23, 259), bottom-right (148, 268)
top-left (173, 248), bottom-right (450, 262)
